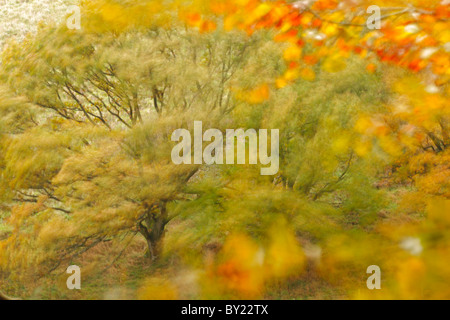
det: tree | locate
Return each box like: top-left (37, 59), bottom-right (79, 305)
top-left (0, 0), bottom-right (449, 299)
top-left (0, 15), bottom-right (290, 273)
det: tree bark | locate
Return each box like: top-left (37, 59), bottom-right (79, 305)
top-left (138, 202), bottom-right (169, 261)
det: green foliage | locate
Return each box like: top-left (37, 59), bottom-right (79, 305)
top-left (0, 10), bottom-right (395, 299)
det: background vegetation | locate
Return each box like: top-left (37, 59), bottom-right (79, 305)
top-left (0, 0), bottom-right (449, 300)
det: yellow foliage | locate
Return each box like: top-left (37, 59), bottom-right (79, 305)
top-left (138, 278), bottom-right (178, 300)
top-left (265, 220), bottom-right (305, 278)
top-left (208, 221), bottom-right (305, 298)
top-left (235, 83), bottom-right (270, 104)
top-left (322, 54), bottom-right (347, 73)
top-left (283, 45), bottom-right (302, 61)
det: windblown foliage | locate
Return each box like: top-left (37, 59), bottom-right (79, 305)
top-left (0, 0), bottom-right (449, 300)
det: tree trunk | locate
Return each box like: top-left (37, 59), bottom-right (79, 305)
top-left (138, 202), bottom-right (169, 261)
